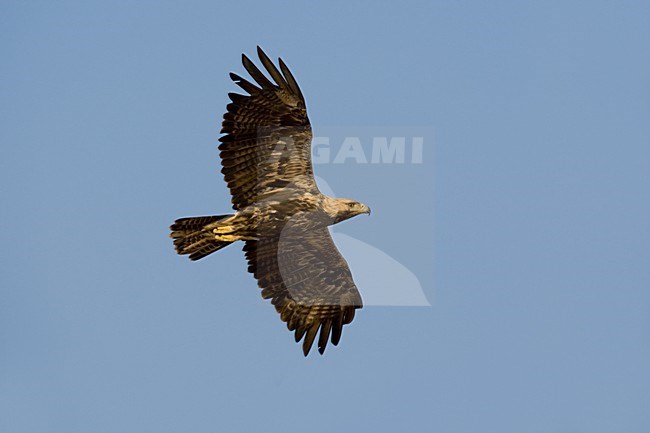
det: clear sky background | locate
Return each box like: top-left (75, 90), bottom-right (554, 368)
top-left (2, 1), bottom-right (649, 432)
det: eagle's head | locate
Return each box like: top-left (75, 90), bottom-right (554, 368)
top-left (324, 197), bottom-right (371, 224)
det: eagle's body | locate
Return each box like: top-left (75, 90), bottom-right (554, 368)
top-left (170, 47), bottom-right (369, 356)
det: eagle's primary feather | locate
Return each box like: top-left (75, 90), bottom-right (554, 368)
top-left (170, 46), bottom-right (369, 356)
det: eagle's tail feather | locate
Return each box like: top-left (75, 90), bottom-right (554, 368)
top-left (170, 215), bottom-right (235, 261)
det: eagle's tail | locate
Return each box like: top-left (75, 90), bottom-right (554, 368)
top-left (170, 215), bottom-right (235, 261)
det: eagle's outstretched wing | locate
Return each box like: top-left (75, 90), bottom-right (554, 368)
top-left (243, 226), bottom-right (363, 356)
top-left (219, 46), bottom-right (317, 210)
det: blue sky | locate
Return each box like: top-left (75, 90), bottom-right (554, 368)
top-left (1, 1), bottom-right (649, 432)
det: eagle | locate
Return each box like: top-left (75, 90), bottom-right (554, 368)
top-left (170, 47), bottom-right (370, 356)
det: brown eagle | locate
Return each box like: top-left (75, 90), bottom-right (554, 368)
top-left (170, 47), bottom-right (370, 356)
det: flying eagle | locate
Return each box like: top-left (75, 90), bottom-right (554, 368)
top-left (170, 47), bottom-right (370, 356)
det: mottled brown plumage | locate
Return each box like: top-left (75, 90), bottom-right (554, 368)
top-left (170, 47), bottom-right (369, 356)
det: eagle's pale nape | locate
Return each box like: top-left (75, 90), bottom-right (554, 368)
top-left (170, 46), bottom-right (369, 356)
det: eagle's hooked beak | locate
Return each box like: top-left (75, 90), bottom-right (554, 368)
top-left (361, 204), bottom-right (371, 215)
